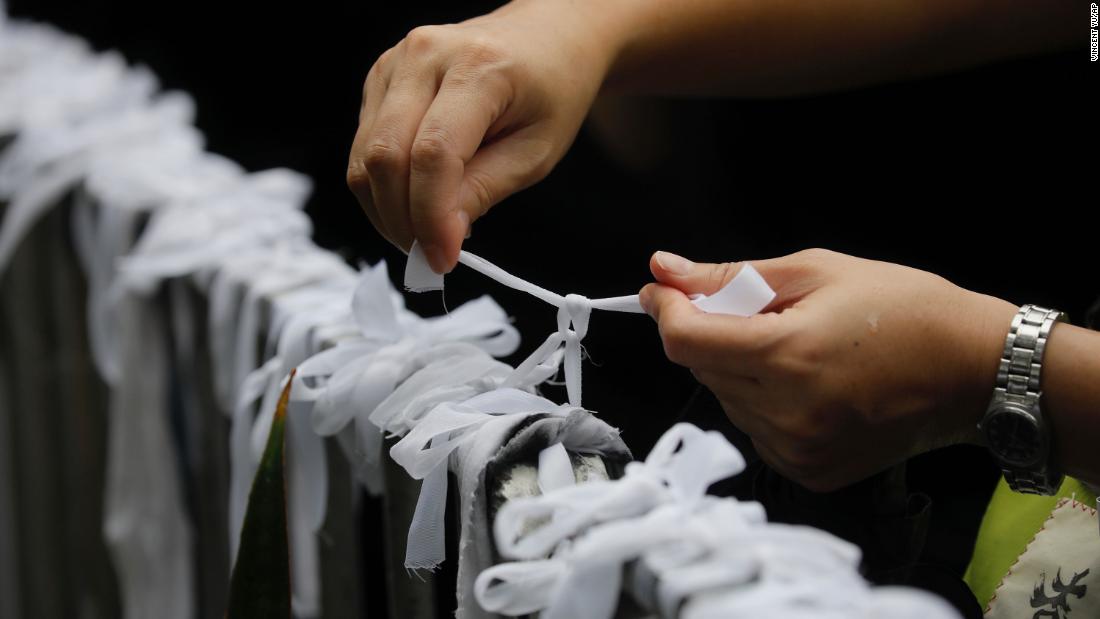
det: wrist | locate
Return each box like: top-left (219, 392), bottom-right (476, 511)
top-left (1042, 323), bottom-right (1100, 483)
top-left (952, 291), bottom-right (1018, 444)
top-left (526, 0), bottom-right (655, 96)
top-left (579, 0), bottom-right (646, 92)
top-left (499, 0), bottom-right (635, 89)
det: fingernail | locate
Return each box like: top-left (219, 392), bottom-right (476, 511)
top-left (655, 251), bottom-right (694, 276)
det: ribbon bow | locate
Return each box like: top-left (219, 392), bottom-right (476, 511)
top-left (291, 262), bottom-right (521, 459)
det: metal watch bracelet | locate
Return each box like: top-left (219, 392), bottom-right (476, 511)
top-left (989, 305), bottom-right (1066, 495)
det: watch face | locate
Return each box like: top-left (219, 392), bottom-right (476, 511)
top-left (985, 406), bottom-right (1045, 467)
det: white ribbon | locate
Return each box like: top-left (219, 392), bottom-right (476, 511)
top-left (84, 167), bottom-right (312, 387)
top-left (0, 82), bottom-right (172, 198)
top-left (206, 246), bottom-right (351, 414)
top-left (393, 389), bottom-right (580, 570)
top-left (281, 259), bottom-right (523, 577)
top-left (537, 442), bottom-right (576, 495)
top-left (476, 422), bottom-right (960, 619)
top-left (101, 290), bottom-right (195, 619)
top-left (73, 134), bottom-right (245, 382)
top-left (476, 423), bottom-right (751, 618)
top-left (222, 260), bottom-right (357, 552)
top-left (0, 92), bottom-right (195, 276)
top-left (406, 243), bottom-right (641, 408)
top-left (493, 423), bottom-right (746, 561)
top-left (477, 503), bottom-right (735, 618)
top-left (0, 38), bottom-right (154, 139)
top-left (405, 242), bottom-right (776, 408)
top-left (113, 167), bottom-right (313, 295)
top-left (291, 262), bottom-right (521, 465)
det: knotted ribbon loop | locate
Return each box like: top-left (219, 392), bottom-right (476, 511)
top-left (642, 422), bottom-right (747, 503)
top-left (405, 242), bottom-right (777, 411)
top-left (293, 261), bottom-right (520, 441)
top-left (391, 388), bottom-right (575, 570)
top-left (481, 487), bottom-right (864, 619)
top-left (474, 558), bottom-right (567, 615)
top-left (559, 294), bottom-right (591, 406)
top-left (406, 242), bottom-right (646, 410)
top-left (478, 422), bottom-right (955, 619)
top-left (285, 261), bottom-right (522, 522)
top-left (493, 423), bottom-right (745, 561)
top-left (480, 504), bottom-right (706, 619)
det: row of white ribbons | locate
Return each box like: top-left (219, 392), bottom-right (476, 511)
top-left (2, 9), bottom-right (961, 619)
top-left (476, 424), bottom-right (961, 618)
top-left (0, 12), bottom-right (631, 618)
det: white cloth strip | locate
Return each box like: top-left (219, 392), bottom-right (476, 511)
top-left (405, 241), bottom-right (777, 407)
top-left (405, 241), bottom-right (645, 313)
top-left (537, 442), bottom-right (577, 494)
top-left (476, 423), bottom-right (960, 619)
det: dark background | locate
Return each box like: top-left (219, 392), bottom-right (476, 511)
top-left (7, 0), bottom-right (1095, 614)
top-left (10, 0), bottom-right (1092, 452)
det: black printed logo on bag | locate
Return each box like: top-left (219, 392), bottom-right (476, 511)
top-left (1030, 567), bottom-right (1090, 618)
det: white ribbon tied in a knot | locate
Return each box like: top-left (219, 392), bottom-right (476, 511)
top-left (405, 241), bottom-right (776, 409)
top-left (473, 424), bottom-right (751, 618)
top-left (476, 422), bottom-right (962, 619)
top-left (289, 262), bottom-right (521, 492)
top-left (390, 388), bottom-right (580, 570)
top-left (491, 423), bottom-right (746, 562)
top-left (501, 292), bottom-right (592, 406)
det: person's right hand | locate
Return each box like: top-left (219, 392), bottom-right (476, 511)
top-left (347, 0), bottom-right (619, 273)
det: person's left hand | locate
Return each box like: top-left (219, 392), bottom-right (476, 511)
top-left (639, 249), bottom-right (1017, 492)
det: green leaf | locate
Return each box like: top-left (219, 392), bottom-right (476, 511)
top-left (226, 370), bottom-right (295, 619)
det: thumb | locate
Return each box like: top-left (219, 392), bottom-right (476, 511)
top-left (650, 251), bottom-right (744, 296)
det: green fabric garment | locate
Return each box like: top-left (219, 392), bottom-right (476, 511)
top-left (964, 476), bottom-right (1097, 611)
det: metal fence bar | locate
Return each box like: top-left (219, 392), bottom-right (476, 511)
top-left (0, 199), bottom-right (23, 619)
top-left (166, 279), bottom-right (231, 619)
top-left (0, 195), bottom-right (376, 618)
top-left (0, 197), bottom-right (121, 619)
top-left (0, 195), bottom-right (644, 619)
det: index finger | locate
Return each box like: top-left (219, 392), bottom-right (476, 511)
top-left (408, 66), bottom-right (511, 272)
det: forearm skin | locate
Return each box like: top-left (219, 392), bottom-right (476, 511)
top-left (1044, 324), bottom-right (1100, 486)
top-left (568, 0), bottom-right (1078, 97)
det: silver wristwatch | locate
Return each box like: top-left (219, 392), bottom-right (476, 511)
top-left (978, 304), bottom-right (1066, 496)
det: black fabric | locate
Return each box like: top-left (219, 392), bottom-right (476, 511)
top-left (482, 412), bottom-right (633, 566)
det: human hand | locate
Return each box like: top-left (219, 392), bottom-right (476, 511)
top-left (639, 249), bottom-right (1017, 492)
top-left (347, 0), bottom-right (621, 273)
